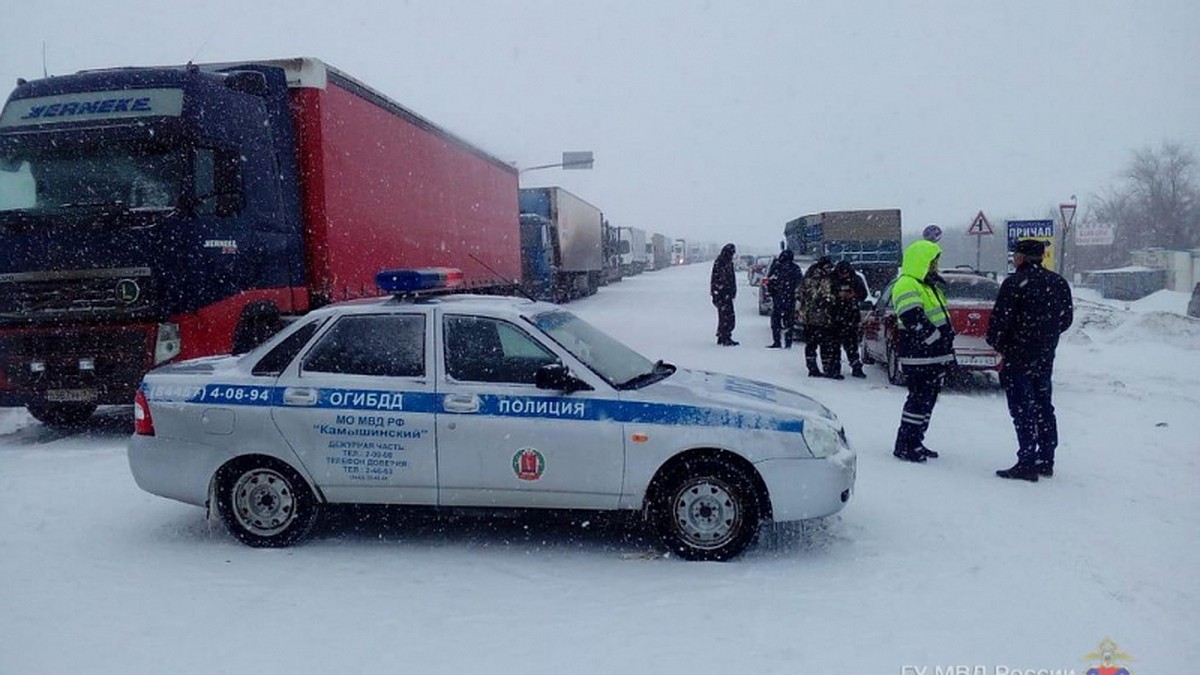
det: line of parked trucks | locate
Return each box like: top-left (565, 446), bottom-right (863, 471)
top-left (0, 57), bottom-right (719, 426)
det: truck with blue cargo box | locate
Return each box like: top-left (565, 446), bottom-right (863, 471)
top-left (0, 57), bottom-right (521, 426)
top-left (784, 209), bottom-right (902, 291)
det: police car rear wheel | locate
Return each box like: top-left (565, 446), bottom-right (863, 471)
top-left (217, 460), bottom-right (320, 548)
top-left (657, 461), bottom-right (760, 561)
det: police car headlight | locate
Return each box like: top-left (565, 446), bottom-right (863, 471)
top-left (802, 421), bottom-right (845, 459)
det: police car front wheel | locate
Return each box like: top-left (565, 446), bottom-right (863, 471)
top-left (655, 460), bottom-right (762, 562)
top-left (216, 459), bottom-right (321, 548)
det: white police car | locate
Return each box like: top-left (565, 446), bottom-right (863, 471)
top-left (129, 269), bottom-right (856, 561)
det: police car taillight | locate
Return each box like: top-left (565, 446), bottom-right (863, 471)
top-left (375, 268), bottom-right (465, 294)
top-left (134, 389), bottom-right (155, 436)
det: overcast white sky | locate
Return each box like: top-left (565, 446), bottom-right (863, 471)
top-left (2, 0), bottom-right (1197, 251)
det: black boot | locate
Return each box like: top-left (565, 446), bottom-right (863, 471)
top-left (851, 366), bottom-right (866, 378)
top-left (767, 342), bottom-right (782, 348)
top-left (918, 445), bottom-right (939, 459)
top-left (807, 368), bottom-right (823, 377)
top-left (996, 463), bottom-right (1039, 482)
top-left (893, 447), bottom-right (927, 463)
top-left (1035, 462), bottom-right (1054, 477)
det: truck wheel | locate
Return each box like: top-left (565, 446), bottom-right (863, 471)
top-left (216, 458), bottom-right (321, 548)
top-left (653, 458), bottom-right (761, 562)
top-left (886, 345), bottom-right (906, 386)
top-left (26, 401), bottom-right (97, 428)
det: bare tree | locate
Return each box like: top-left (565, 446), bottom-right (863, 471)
top-left (1124, 142), bottom-right (1198, 249)
top-left (1079, 141), bottom-right (1199, 272)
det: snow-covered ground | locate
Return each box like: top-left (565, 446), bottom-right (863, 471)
top-left (2, 264), bottom-right (1197, 674)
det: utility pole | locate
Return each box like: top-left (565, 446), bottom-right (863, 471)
top-left (1059, 195), bottom-right (1077, 278)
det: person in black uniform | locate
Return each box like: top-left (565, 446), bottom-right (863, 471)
top-left (830, 261), bottom-right (869, 377)
top-left (987, 238), bottom-right (1074, 481)
top-left (710, 243), bottom-right (739, 346)
top-left (766, 249), bottom-right (804, 348)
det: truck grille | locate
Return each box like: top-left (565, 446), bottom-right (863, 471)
top-left (0, 268), bottom-right (156, 323)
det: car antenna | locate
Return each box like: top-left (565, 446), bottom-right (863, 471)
top-left (468, 253), bottom-right (537, 302)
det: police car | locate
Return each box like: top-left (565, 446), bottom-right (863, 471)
top-left (129, 269), bottom-right (856, 561)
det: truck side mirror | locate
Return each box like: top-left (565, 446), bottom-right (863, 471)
top-left (535, 363), bottom-right (591, 392)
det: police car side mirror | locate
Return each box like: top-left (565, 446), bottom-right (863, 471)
top-left (535, 363), bottom-right (591, 392)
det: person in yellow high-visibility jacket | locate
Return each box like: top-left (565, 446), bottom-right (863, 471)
top-left (891, 240), bottom-right (956, 463)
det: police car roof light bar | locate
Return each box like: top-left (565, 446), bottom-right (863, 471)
top-left (376, 268), bottom-right (465, 296)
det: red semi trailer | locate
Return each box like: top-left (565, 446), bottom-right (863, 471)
top-left (0, 57), bottom-right (520, 425)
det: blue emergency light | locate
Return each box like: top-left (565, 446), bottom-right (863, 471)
top-left (376, 268), bottom-right (465, 294)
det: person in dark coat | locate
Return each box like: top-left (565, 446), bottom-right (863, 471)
top-left (987, 238), bottom-right (1074, 481)
top-left (797, 257), bottom-right (837, 376)
top-left (766, 249), bottom-right (803, 348)
top-left (710, 243), bottom-right (739, 346)
top-left (830, 261), bottom-right (869, 378)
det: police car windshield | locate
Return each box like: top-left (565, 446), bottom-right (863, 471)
top-left (530, 310), bottom-right (658, 387)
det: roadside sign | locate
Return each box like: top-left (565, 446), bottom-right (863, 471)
top-left (1007, 219), bottom-right (1056, 271)
top-left (1074, 221), bottom-right (1115, 246)
top-left (561, 151), bottom-right (594, 170)
top-left (1006, 220), bottom-right (1054, 248)
top-left (967, 211), bottom-right (993, 236)
top-left (1059, 202), bottom-right (1077, 233)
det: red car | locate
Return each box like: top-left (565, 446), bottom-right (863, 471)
top-left (860, 270), bottom-right (1003, 385)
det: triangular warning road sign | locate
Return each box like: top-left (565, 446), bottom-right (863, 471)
top-left (967, 211), bottom-right (993, 235)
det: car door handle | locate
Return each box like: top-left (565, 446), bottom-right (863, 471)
top-left (443, 394), bottom-right (480, 413)
top-left (282, 387), bottom-right (318, 406)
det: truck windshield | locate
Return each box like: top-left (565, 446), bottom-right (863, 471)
top-left (0, 139), bottom-right (183, 215)
top-left (529, 309), bottom-right (655, 386)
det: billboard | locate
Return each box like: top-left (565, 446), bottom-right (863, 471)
top-left (1074, 221), bottom-right (1116, 246)
top-left (1006, 220), bottom-right (1056, 271)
